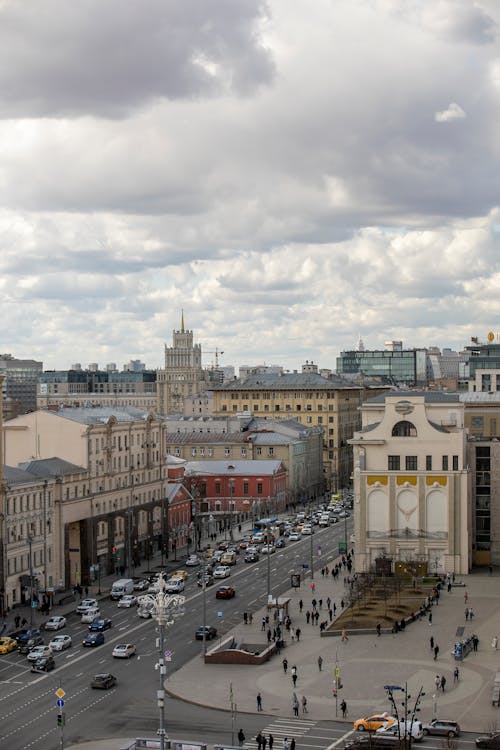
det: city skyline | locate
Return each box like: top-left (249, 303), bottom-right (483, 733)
top-left (1, 1), bottom-right (500, 370)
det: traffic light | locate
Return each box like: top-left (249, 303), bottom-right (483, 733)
top-left (57, 712), bottom-right (64, 727)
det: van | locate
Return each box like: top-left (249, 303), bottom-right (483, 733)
top-left (110, 578), bottom-right (134, 600)
top-left (221, 551), bottom-right (237, 566)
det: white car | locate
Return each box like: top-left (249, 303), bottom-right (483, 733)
top-left (185, 555), bottom-right (201, 567)
top-left (213, 565), bottom-right (231, 579)
top-left (261, 545), bottom-right (275, 554)
top-left (117, 595), bottom-right (137, 608)
top-left (165, 578), bottom-right (185, 593)
top-left (81, 607), bottom-right (101, 623)
top-left (44, 615), bottom-right (67, 630)
top-left (112, 643), bottom-right (137, 659)
top-left (76, 598), bottom-right (98, 614)
top-left (301, 526), bottom-right (313, 535)
top-left (288, 532), bottom-right (300, 541)
top-left (27, 645), bottom-right (52, 662)
top-left (49, 634), bottom-right (72, 651)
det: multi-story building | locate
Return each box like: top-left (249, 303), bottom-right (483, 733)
top-left (210, 370), bottom-right (372, 490)
top-left (349, 392), bottom-right (470, 575)
top-left (0, 353), bottom-right (43, 415)
top-left (37, 369), bottom-right (157, 410)
top-left (336, 346), bottom-right (427, 387)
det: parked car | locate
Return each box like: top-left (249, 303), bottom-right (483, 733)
top-left (213, 565), bottom-right (231, 579)
top-left (27, 645), bottom-right (53, 662)
top-left (82, 632), bottom-right (105, 648)
top-left (18, 635), bottom-right (44, 655)
top-left (88, 618), bottom-right (112, 631)
top-left (216, 586), bottom-right (236, 599)
top-left (195, 625), bottom-right (217, 641)
top-left (44, 616), bottom-right (67, 631)
top-left (31, 655), bottom-right (56, 673)
top-left (76, 598), bottom-right (98, 614)
top-left (112, 643), bottom-right (136, 659)
top-left (91, 673), bottom-right (117, 690)
top-left (81, 607), bottom-right (101, 623)
top-left (476, 733), bottom-right (500, 749)
top-left (49, 634), bottom-right (72, 651)
top-left (422, 720), bottom-right (460, 738)
top-left (354, 714), bottom-right (396, 732)
top-left (0, 637), bottom-right (17, 654)
top-left (117, 595), bottom-right (138, 608)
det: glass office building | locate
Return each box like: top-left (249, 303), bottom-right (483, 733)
top-left (336, 349), bottom-right (428, 387)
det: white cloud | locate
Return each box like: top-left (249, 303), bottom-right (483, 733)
top-left (434, 102), bottom-right (467, 122)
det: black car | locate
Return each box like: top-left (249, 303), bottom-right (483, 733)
top-left (82, 632), bottom-right (105, 647)
top-left (88, 618), bottom-right (112, 632)
top-left (18, 635), bottom-right (44, 655)
top-left (12, 627), bottom-right (42, 644)
top-left (197, 574), bottom-right (214, 587)
top-left (91, 673), bottom-right (117, 690)
top-left (31, 655), bottom-right (56, 673)
top-left (244, 551), bottom-right (259, 563)
top-left (476, 734), bottom-right (500, 749)
top-left (195, 625), bottom-right (217, 641)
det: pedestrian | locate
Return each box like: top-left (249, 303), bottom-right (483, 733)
top-left (321, 568), bottom-right (325, 578)
top-left (430, 636), bottom-right (434, 650)
top-left (434, 644), bottom-right (439, 660)
top-left (257, 692), bottom-right (263, 711)
top-left (428, 611), bottom-right (432, 625)
top-left (340, 699), bottom-right (347, 718)
top-left (291, 627), bottom-right (295, 641)
top-left (295, 627), bottom-right (301, 642)
top-left (21, 617), bottom-right (27, 627)
top-left (290, 739), bottom-right (296, 750)
top-left (435, 675), bottom-right (440, 691)
top-left (314, 611), bottom-right (320, 625)
top-left (269, 734), bottom-right (274, 750)
top-left (326, 596), bottom-right (331, 609)
top-left (262, 617), bottom-right (266, 631)
top-left (302, 695), bottom-right (308, 713)
top-left (341, 628), bottom-right (348, 642)
top-left (333, 602), bottom-right (337, 614)
top-left (492, 635), bottom-right (498, 651)
top-left (440, 675), bottom-right (446, 692)
top-left (376, 623), bottom-right (381, 637)
top-left (299, 599), bottom-right (303, 613)
top-left (453, 666), bottom-right (459, 682)
top-left (469, 607), bottom-right (475, 620)
top-left (311, 598), bottom-right (317, 610)
top-left (465, 607), bottom-right (469, 621)
top-left (292, 672), bottom-right (297, 688)
top-left (267, 628), bottom-right (272, 644)
top-left (14, 614), bottom-right (20, 629)
top-left (318, 655), bottom-right (323, 671)
top-left (262, 735), bottom-right (267, 750)
top-left (489, 564), bottom-right (493, 576)
top-left (447, 582), bottom-right (452, 593)
top-left (329, 608), bottom-right (333, 621)
top-left (473, 634), bottom-right (479, 651)
top-left (84, 585), bottom-right (89, 597)
top-left (249, 612), bottom-right (253, 624)
top-left (341, 599), bottom-right (344, 609)
top-left (293, 697), bottom-right (299, 717)
top-left (283, 738), bottom-right (289, 750)
top-left (256, 733), bottom-right (264, 750)
top-left (244, 611), bottom-right (248, 624)
top-left (319, 598), bottom-right (323, 609)
top-left (283, 658), bottom-right (288, 674)
top-left (306, 611), bottom-right (311, 624)
top-left (464, 590), bottom-right (468, 604)
top-left (238, 729), bottom-right (246, 748)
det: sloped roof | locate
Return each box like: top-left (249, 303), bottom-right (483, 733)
top-left (213, 373), bottom-right (360, 391)
top-left (3, 466), bottom-right (40, 484)
top-left (42, 406), bottom-right (155, 424)
top-left (18, 457), bottom-right (86, 476)
top-left (185, 460), bottom-right (284, 476)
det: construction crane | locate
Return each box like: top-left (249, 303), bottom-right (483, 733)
top-left (204, 347), bottom-right (224, 369)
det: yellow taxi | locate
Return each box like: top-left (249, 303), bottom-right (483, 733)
top-left (354, 713), bottom-right (395, 732)
top-left (0, 637), bottom-right (17, 655)
top-left (172, 569), bottom-right (188, 580)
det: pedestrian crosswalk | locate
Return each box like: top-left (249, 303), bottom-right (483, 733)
top-left (246, 718), bottom-right (319, 749)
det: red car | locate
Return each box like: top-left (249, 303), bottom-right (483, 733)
top-left (216, 586), bottom-right (236, 599)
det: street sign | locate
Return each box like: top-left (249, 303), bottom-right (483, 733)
top-left (384, 685), bottom-right (403, 691)
top-left (302, 563), bottom-right (309, 569)
top-left (56, 698), bottom-right (65, 708)
top-left (338, 542), bottom-right (347, 554)
top-left (217, 611), bottom-right (223, 619)
top-left (164, 649), bottom-right (172, 662)
top-left (55, 688), bottom-right (66, 699)
top-left (31, 600), bottom-right (37, 608)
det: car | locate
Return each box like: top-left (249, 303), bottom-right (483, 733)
top-left (185, 555), bottom-right (201, 566)
top-left (172, 569), bottom-right (189, 580)
top-left (133, 578), bottom-right (150, 591)
top-left (27, 645), bottom-right (52, 662)
top-left (422, 720), bottom-right (460, 738)
top-left (31, 655), bottom-right (56, 673)
top-left (137, 603), bottom-right (154, 618)
top-left (117, 595), bottom-right (138, 608)
top-left (18, 635), bottom-right (44, 655)
top-left (261, 545), bottom-right (275, 554)
top-left (44, 615), bottom-right (67, 631)
top-left (91, 673), bottom-right (117, 690)
top-left (476, 733), bottom-right (500, 749)
top-left (216, 586), bottom-right (236, 599)
top-left (244, 551), bottom-right (259, 563)
top-left (76, 598), bottom-right (98, 614)
top-left (218, 541), bottom-right (230, 551)
top-left (11, 627), bottom-right (42, 644)
top-left (239, 537), bottom-right (252, 549)
top-left (275, 539), bottom-right (286, 548)
top-left (81, 607), bottom-right (101, 623)
top-left (213, 565), bottom-right (231, 579)
top-left (354, 714), bottom-right (396, 732)
top-left (82, 632), bottom-right (105, 647)
top-left (49, 634), bottom-right (72, 651)
top-left (88, 617), bottom-right (112, 631)
top-left (112, 643), bottom-right (136, 658)
top-left (376, 721), bottom-right (423, 742)
top-left (0, 637), bottom-right (17, 654)
top-left (288, 532), bottom-right (300, 541)
top-left (197, 573), bottom-right (214, 587)
top-left (195, 625), bottom-right (217, 641)
top-left (165, 577), bottom-right (185, 593)
top-left (301, 526), bottom-right (313, 535)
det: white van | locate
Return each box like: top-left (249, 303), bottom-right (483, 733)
top-left (110, 578), bottom-right (135, 600)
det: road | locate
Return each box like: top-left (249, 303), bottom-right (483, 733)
top-left (0, 521), bottom-right (484, 750)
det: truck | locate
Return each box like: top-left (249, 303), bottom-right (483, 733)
top-left (110, 578), bottom-right (134, 600)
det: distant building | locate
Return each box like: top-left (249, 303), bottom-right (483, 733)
top-left (0, 353), bottom-right (43, 414)
top-left (336, 345), bottom-right (427, 387)
top-left (37, 369), bottom-right (157, 410)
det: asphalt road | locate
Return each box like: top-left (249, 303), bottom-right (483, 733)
top-left (0, 521), bottom-right (485, 750)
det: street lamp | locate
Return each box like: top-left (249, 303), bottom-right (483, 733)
top-left (138, 573), bottom-right (185, 750)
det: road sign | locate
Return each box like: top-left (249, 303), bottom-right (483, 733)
top-left (31, 600), bottom-right (37, 608)
top-left (338, 542), bottom-right (347, 554)
top-left (302, 563), bottom-right (309, 569)
top-left (164, 649), bottom-right (172, 662)
top-left (55, 688), bottom-right (66, 699)
top-left (56, 698), bottom-right (65, 708)
top-left (384, 685), bottom-right (403, 691)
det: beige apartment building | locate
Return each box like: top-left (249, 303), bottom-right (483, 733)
top-left (350, 392), bottom-right (471, 575)
top-left (210, 370), bottom-right (377, 490)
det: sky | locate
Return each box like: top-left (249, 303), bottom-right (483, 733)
top-left (1, 0), bottom-right (500, 373)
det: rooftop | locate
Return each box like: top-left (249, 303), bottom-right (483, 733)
top-left (185, 460), bottom-right (284, 476)
top-left (212, 372), bottom-right (361, 391)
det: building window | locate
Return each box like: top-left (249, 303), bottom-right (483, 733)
top-left (426, 455), bottom-right (432, 471)
top-left (388, 455), bottom-right (400, 470)
top-left (215, 482), bottom-right (221, 495)
top-left (224, 448), bottom-right (231, 457)
top-left (442, 456), bottom-right (448, 470)
top-left (329, 417), bottom-right (334, 423)
top-left (392, 421), bottom-right (417, 437)
top-left (241, 447), bottom-right (247, 457)
top-left (405, 456), bottom-right (417, 470)
top-left (191, 448), bottom-right (196, 456)
top-left (257, 483), bottom-right (263, 495)
top-left (318, 416), bottom-right (323, 424)
top-left (221, 405), bottom-right (227, 412)
top-left (208, 448), bottom-right (213, 457)
top-left (268, 447), bottom-right (274, 456)
top-left (243, 482), bottom-right (249, 495)
top-left (264, 405), bottom-right (269, 412)
top-left (453, 455), bottom-right (459, 470)
top-left (256, 447), bottom-right (262, 456)
top-left (254, 404), bottom-right (259, 411)
top-left (275, 405), bottom-right (280, 412)
top-left (199, 448), bottom-right (205, 456)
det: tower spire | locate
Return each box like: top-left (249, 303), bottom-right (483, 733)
top-left (181, 309), bottom-right (185, 333)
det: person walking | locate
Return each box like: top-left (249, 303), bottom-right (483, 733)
top-left (430, 636), bottom-right (434, 650)
top-left (492, 635), bottom-right (498, 651)
top-left (256, 733), bottom-right (264, 750)
top-left (269, 734), bottom-right (274, 750)
top-left (292, 672), bottom-right (298, 688)
top-left (257, 692), bottom-right (263, 711)
top-left (290, 739), bottom-right (296, 750)
top-left (262, 617), bottom-right (266, 631)
top-left (292, 696), bottom-right (299, 717)
top-left (465, 607), bottom-right (469, 621)
top-left (376, 623), bottom-right (381, 637)
top-left (428, 611), bottom-right (433, 625)
top-left (317, 655), bottom-right (323, 671)
top-left (238, 729), bottom-right (246, 748)
top-left (301, 695), bottom-right (308, 714)
top-left (243, 611), bottom-right (248, 625)
top-left (299, 599), bottom-right (303, 613)
top-left (469, 607), bottom-right (475, 620)
top-left (283, 658), bottom-right (288, 674)
top-left (435, 675), bottom-right (441, 692)
top-left (453, 666), bottom-right (459, 682)
top-left (340, 699), bottom-right (347, 718)
top-left (434, 644), bottom-right (439, 660)
top-left (464, 590), bottom-right (468, 604)
top-left (440, 675), bottom-right (446, 692)
top-left (283, 739), bottom-right (289, 750)
top-left (262, 735), bottom-right (267, 750)
top-left (341, 628), bottom-right (349, 642)
top-left (472, 634), bottom-right (479, 651)
top-left (306, 611), bottom-right (311, 624)
top-left (295, 627), bottom-right (301, 642)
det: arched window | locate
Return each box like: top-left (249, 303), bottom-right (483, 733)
top-left (392, 420), bottom-right (417, 437)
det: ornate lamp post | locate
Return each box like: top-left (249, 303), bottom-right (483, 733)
top-left (138, 573), bottom-right (185, 750)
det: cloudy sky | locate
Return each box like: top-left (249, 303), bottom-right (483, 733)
top-left (1, 0), bottom-right (500, 373)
